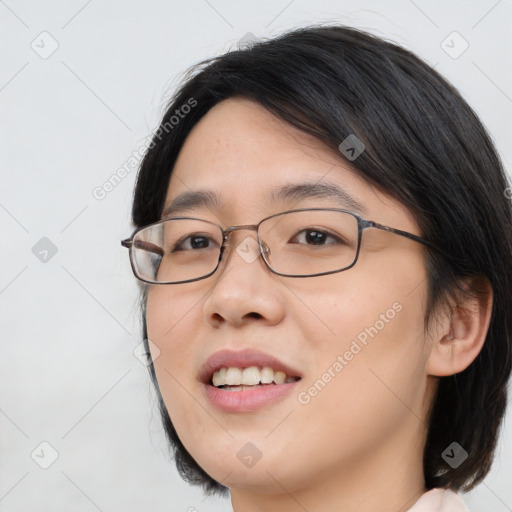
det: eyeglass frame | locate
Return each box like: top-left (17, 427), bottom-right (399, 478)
top-left (121, 207), bottom-right (446, 285)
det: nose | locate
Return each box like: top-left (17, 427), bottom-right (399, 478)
top-left (202, 229), bottom-right (286, 329)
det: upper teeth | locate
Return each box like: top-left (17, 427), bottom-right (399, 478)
top-left (212, 366), bottom-right (297, 387)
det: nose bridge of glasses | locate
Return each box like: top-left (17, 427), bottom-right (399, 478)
top-left (222, 224), bottom-right (259, 244)
top-left (220, 224), bottom-right (268, 259)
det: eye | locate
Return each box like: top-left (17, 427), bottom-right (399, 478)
top-left (290, 228), bottom-right (345, 246)
top-left (171, 234), bottom-right (216, 252)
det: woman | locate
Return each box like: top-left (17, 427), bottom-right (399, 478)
top-left (121, 25), bottom-right (512, 511)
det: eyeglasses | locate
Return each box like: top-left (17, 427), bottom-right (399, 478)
top-left (121, 207), bottom-right (443, 285)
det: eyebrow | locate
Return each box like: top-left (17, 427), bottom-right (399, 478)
top-left (161, 180), bottom-right (367, 218)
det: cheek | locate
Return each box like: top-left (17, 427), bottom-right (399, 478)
top-left (293, 257), bottom-right (430, 444)
top-left (292, 250), bottom-right (428, 359)
top-left (145, 287), bottom-right (202, 414)
top-left (145, 287), bottom-right (237, 472)
top-left (146, 285), bottom-right (202, 352)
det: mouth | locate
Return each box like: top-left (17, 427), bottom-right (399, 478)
top-left (199, 349), bottom-right (303, 412)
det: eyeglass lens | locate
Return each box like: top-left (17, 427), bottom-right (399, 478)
top-left (131, 210), bottom-right (360, 283)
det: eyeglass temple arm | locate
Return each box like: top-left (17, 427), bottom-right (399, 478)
top-left (364, 220), bottom-right (450, 257)
top-left (121, 238), bottom-right (164, 257)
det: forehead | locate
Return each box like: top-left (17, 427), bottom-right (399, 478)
top-left (170, 97), bottom-right (344, 183)
top-left (164, 97), bottom-right (415, 230)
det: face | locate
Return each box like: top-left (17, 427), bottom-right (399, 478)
top-left (146, 97), bottom-right (437, 499)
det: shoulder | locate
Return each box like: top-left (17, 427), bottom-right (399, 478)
top-left (406, 488), bottom-right (470, 512)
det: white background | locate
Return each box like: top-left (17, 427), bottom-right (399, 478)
top-left (1, 1), bottom-right (511, 511)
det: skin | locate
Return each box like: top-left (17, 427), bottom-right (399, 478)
top-left (145, 97), bottom-right (492, 511)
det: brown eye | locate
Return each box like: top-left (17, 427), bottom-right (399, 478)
top-left (289, 228), bottom-right (345, 246)
top-left (171, 234), bottom-right (216, 252)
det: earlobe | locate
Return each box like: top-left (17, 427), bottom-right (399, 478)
top-left (427, 277), bottom-right (493, 377)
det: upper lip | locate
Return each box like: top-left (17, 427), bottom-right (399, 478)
top-left (198, 348), bottom-right (303, 385)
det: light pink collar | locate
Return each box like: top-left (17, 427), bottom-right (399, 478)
top-left (406, 488), bottom-right (469, 511)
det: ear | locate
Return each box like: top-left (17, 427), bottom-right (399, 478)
top-left (427, 276), bottom-right (493, 377)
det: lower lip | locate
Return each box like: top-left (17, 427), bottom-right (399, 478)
top-left (203, 381), bottom-right (300, 412)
